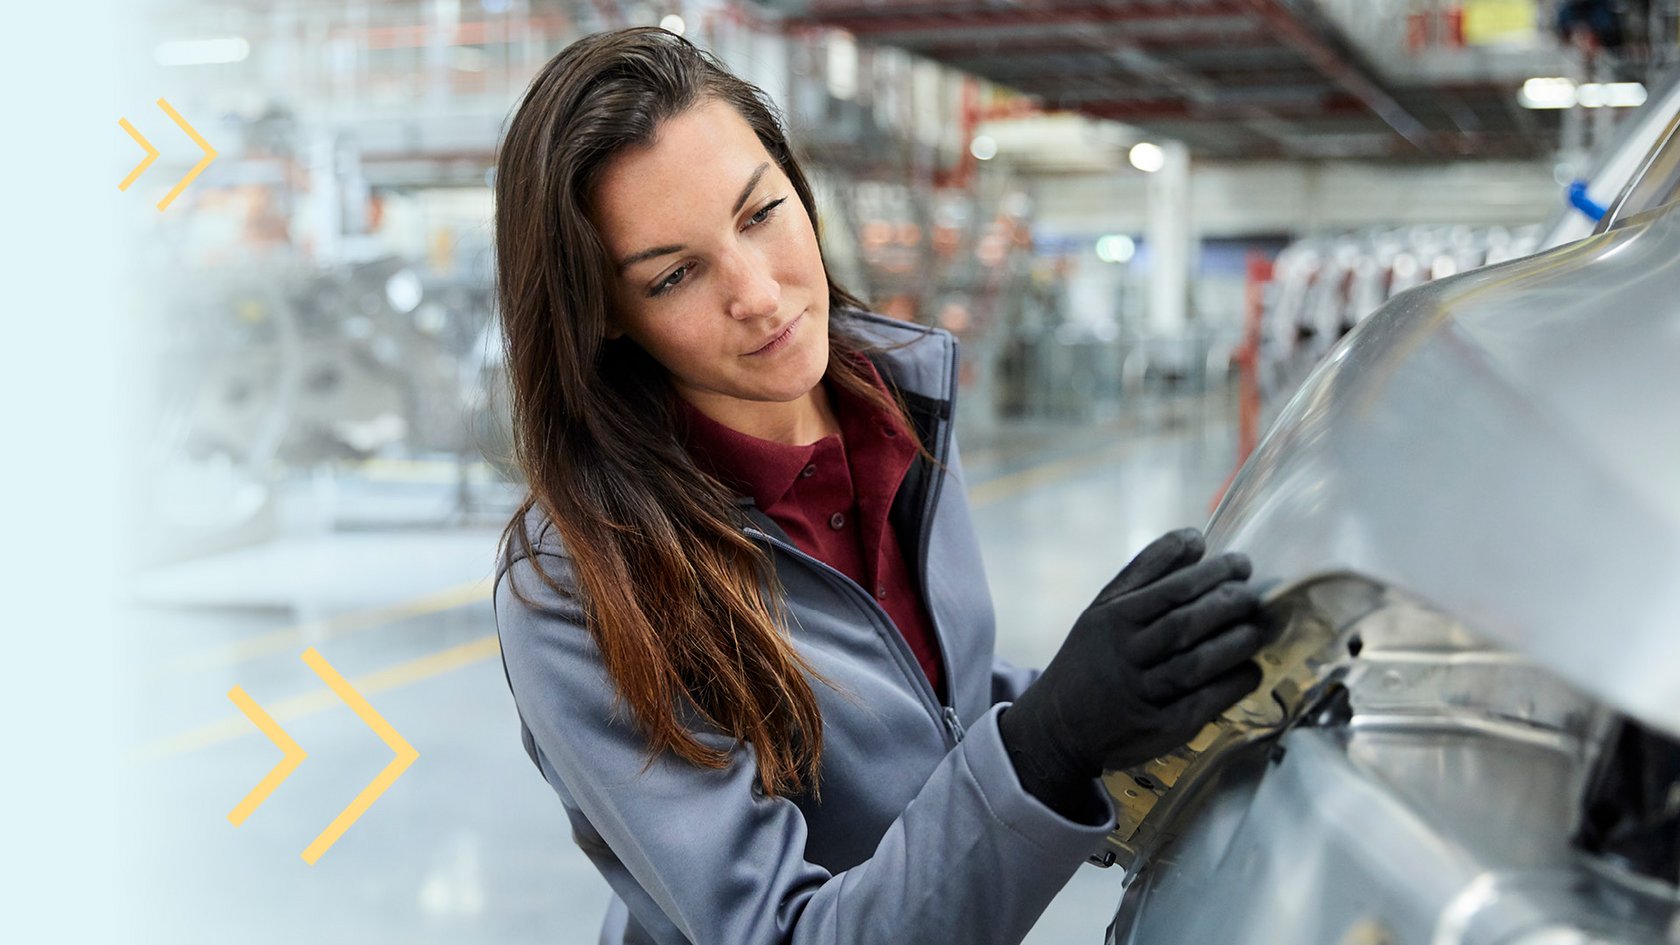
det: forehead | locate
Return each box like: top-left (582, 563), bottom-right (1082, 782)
top-left (590, 99), bottom-right (778, 247)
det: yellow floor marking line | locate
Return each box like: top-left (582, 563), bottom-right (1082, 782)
top-left (131, 636), bottom-right (498, 765)
top-left (225, 686), bottom-right (307, 826)
top-left (153, 434), bottom-right (1129, 682)
top-left (355, 457), bottom-right (499, 483)
top-left (968, 440), bottom-right (1136, 507)
top-left (147, 579), bottom-right (492, 679)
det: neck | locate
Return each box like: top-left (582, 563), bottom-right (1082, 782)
top-left (682, 382), bottom-right (840, 446)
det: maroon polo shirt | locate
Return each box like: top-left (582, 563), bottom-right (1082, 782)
top-left (678, 358), bottom-right (945, 700)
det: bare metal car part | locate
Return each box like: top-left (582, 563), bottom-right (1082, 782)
top-left (1101, 102), bottom-right (1680, 943)
top-left (1104, 572), bottom-right (1676, 945)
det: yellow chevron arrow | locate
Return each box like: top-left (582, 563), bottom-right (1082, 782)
top-left (225, 648), bottom-right (418, 864)
top-left (299, 647), bottom-right (419, 865)
top-left (226, 685), bottom-right (308, 827)
top-left (116, 118), bottom-right (158, 193)
top-left (116, 97), bottom-right (217, 211)
top-left (154, 98), bottom-right (216, 211)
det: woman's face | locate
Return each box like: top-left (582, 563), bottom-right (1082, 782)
top-left (590, 98), bottom-right (831, 428)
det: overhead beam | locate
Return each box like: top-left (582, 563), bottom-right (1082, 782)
top-left (787, 1), bottom-right (1255, 45)
top-left (1073, 92), bottom-right (1369, 121)
top-left (1003, 74), bottom-right (1335, 107)
top-left (1234, 0), bottom-right (1439, 155)
top-left (912, 25), bottom-right (1272, 59)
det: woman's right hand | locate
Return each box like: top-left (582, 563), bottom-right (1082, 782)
top-left (998, 528), bottom-right (1266, 816)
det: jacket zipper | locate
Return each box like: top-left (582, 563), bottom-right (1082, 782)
top-left (745, 528), bottom-right (957, 747)
top-left (942, 706), bottom-right (965, 744)
top-left (916, 335), bottom-right (963, 745)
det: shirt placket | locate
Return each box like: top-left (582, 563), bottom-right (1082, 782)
top-left (794, 436), bottom-right (866, 587)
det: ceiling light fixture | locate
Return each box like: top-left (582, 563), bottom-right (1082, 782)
top-left (1519, 77), bottom-right (1576, 109)
top-left (1583, 82), bottom-right (1648, 108)
top-left (1095, 234), bottom-right (1136, 264)
top-left (1129, 142), bottom-right (1166, 173)
top-left (154, 37), bottom-right (250, 67)
top-left (1519, 77), bottom-right (1647, 109)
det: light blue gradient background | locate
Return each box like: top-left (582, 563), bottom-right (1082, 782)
top-left (4, 1), bottom-right (126, 940)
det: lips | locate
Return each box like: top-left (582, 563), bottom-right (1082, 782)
top-left (747, 312), bottom-right (802, 356)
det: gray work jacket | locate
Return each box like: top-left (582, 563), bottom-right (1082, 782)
top-left (493, 308), bottom-right (1118, 945)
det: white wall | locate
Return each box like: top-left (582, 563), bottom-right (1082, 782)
top-left (1029, 159), bottom-right (1562, 237)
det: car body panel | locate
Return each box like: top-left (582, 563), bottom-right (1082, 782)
top-left (1208, 197), bottom-right (1680, 742)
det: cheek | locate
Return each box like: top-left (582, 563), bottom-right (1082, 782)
top-left (638, 312), bottom-right (719, 371)
top-left (782, 208), bottom-right (826, 281)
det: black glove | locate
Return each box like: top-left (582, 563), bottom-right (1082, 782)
top-left (998, 527), bottom-right (1266, 820)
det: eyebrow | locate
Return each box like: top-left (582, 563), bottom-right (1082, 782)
top-left (614, 162), bottom-right (772, 274)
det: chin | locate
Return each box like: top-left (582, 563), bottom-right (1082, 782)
top-left (797, 332), bottom-right (830, 385)
top-left (769, 362), bottom-right (827, 403)
top-left (755, 356), bottom-right (826, 405)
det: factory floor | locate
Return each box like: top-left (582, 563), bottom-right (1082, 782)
top-left (117, 389), bottom-right (1239, 945)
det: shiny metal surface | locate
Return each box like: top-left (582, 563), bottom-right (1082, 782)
top-left (1600, 89), bottom-right (1680, 234)
top-left (1107, 137), bottom-right (1680, 941)
top-left (1107, 727), bottom-right (1679, 945)
top-left (1207, 196), bottom-right (1680, 741)
top-left (1099, 573), bottom-right (1614, 865)
top-left (1544, 79), bottom-right (1680, 249)
top-left (1103, 576), bottom-right (1676, 945)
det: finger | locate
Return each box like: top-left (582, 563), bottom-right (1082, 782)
top-left (1099, 660), bottom-right (1264, 770)
top-left (1156, 660), bottom-right (1265, 736)
top-left (1092, 527), bottom-right (1205, 606)
top-left (1128, 578), bottom-right (1260, 665)
top-left (1141, 623), bottom-right (1264, 704)
top-left (1124, 551), bottom-right (1252, 621)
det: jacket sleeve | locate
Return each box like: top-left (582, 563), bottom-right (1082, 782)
top-left (495, 549), bottom-right (1117, 945)
top-left (990, 656), bottom-right (1043, 706)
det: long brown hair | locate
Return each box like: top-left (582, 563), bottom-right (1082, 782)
top-left (494, 26), bottom-right (930, 800)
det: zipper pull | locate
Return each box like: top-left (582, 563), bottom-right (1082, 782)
top-left (943, 706), bottom-right (965, 744)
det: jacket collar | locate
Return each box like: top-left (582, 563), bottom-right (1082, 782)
top-left (730, 306), bottom-right (955, 517)
top-left (735, 309), bottom-right (956, 562)
top-left (833, 307), bottom-right (957, 415)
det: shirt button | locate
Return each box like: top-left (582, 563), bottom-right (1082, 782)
top-left (829, 512), bottom-right (845, 530)
top-left (876, 584), bottom-right (888, 599)
top-left (801, 463), bottom-right (816, 478)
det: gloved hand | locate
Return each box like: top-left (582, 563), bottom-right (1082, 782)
top-left (998, 527), bottom-right (1266, 819)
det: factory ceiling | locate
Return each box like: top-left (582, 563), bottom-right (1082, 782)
top-left (762, 0), bottom-right (1568, 160)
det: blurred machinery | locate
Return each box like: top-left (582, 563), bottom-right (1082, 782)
top-left (1256, 221), bottom-right (1543, 424)
top-left (138, 251), bottom-right (508, 565)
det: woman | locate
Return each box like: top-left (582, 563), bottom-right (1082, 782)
top-left (492, 26), bottom-right (1265, 945)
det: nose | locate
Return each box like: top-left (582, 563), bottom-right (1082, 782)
top-left (721, 243), bottom-right (781, 322)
